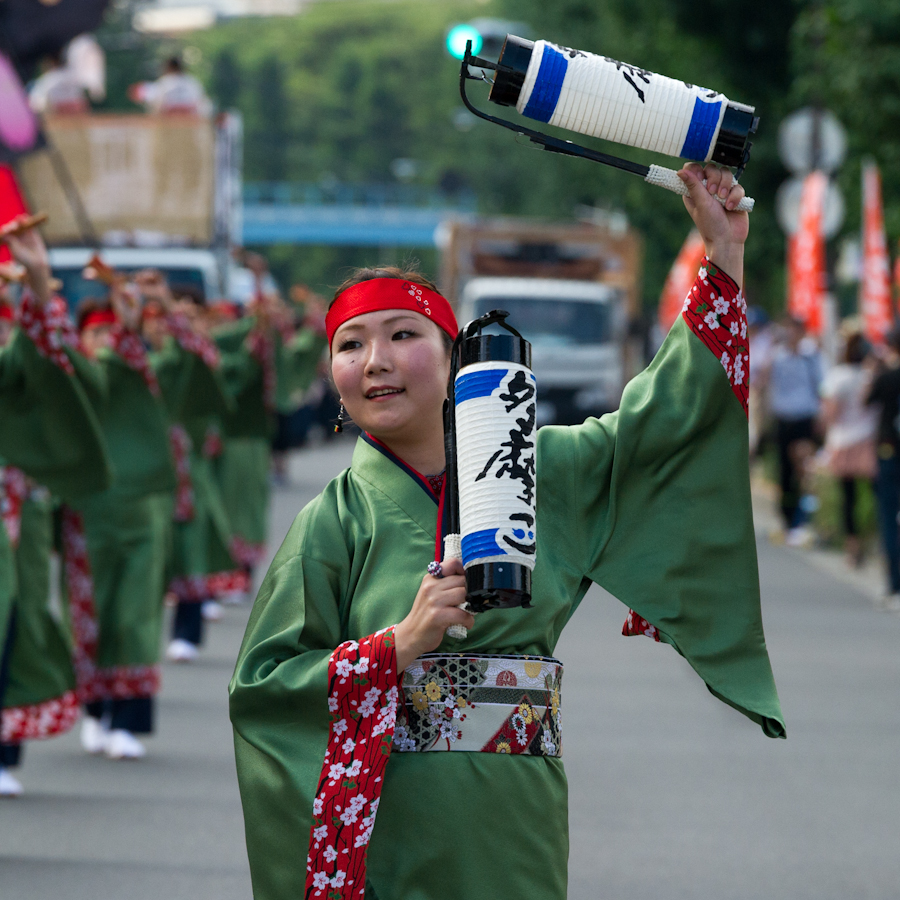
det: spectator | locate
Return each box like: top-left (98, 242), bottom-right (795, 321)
top-left (820, 325), bottom-right (877, 567)
top-left (129, 56), bottom-right (212, 117)
top-left (28, 52), bottom-right (89, 115)
top-left (766, 316), bottom-right (823, 545)
top-left (866, 327), bottom-right (900, 610)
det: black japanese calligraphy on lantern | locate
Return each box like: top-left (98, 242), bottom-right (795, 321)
top-left (475, 370), bottom-right (536, 508)
top-left (558, 45), bottom-right (587, 60)
top-left (504, 512), bottom-right (536, 556)
top-left (604, 58), bottom-right (652, 103)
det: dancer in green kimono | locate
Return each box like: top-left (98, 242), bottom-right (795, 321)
top-left (63, 283), bottom-right (178, 760)
top-left (230, 164), bottom-right (784, 900)
top-left (213, 300), bottom-right (327, 602)
top-left (0, 222), bottom-right (110, 795)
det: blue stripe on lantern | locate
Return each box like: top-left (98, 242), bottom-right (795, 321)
top-left (455, 368), bottom-right (507, 405)
top-left (680, 95), bottom-right (723, 160)
top-left (522, 44), bottom-right (568, 123)
top-left (461, 529), bottom-right (508, 565)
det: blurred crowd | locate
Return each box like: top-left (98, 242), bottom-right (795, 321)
top-left (749, 309), bottom-right (900, 612)
top-left (0, 215), bottom-right (330, 797)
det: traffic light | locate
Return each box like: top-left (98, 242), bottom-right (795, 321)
top-left (445, 19), bottom-right (531, 62)
top-left (446, 24), bottom-right (482, 60)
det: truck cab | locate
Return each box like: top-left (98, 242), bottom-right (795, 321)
top-left (48, 246), bottom-right (224, 312)
top-left (457, 276), bottom-right (626, 426)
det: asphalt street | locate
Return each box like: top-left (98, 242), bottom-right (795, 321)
top-left (1, 438), bottom-right (899, 900)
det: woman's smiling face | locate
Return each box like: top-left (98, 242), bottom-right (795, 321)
top-left (330, 308), bottom-right (451, 447)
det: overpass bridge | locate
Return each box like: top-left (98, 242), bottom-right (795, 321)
top-left (241, 182), bottom-right (476, 247)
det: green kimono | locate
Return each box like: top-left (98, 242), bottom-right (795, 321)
top-left (71, 341), bottom-right (177, 693)
top-left (151, 331), bottom-right (234, 600)
top-left (213, 320), bottom-right (327, 569)
top-left (0, 319), bottom-right (111, 742)
top-left (230, 264), bottom-right (784, 900)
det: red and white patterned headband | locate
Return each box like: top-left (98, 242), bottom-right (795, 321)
top-left (326, 278), bottom-right (458, 348)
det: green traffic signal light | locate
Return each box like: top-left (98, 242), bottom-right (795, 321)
top-left (446, 24), bottom-right (483, 60)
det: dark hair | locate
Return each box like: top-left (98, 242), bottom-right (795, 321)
top-left (166, 55), bottom-right (184, 73)
top-left (843, 332), bottom-right (867, 365)
top-left (330, 266), bottom-right (453, 351)
top-left (76, 297), bottom-right (112, 332)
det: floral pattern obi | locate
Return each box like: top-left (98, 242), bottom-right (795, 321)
top-left (393, 653), bottom-right (563, 757)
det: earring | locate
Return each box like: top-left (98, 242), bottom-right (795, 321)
top-left (334, 404), bottom-right (345, 434)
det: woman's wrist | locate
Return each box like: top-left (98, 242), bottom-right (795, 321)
top-left (393, 620), bottom-right (420, 673)
top-left (705, 245), bottom-right (744, 289)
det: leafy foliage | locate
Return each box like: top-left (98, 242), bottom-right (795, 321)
top-left (177, 0), bottom-right (894, 311)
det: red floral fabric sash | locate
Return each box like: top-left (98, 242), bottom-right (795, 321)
top-left (306, 627), bottom-right (400, 899)
top-left (167, 312), bottom-right (220, 368)
top-left (16, 291), bottom-right (75, 374)
top-left (680, 257), bottom-right (748, 416)
top-left (169, 425), bottom-right (194, 522)
top-left (0, 466), bottom-right (27, 549)
top-left (109, 324), bottom-right (160, 396)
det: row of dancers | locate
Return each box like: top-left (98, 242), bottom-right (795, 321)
top-left (0, 217), bottom-right (326, 795)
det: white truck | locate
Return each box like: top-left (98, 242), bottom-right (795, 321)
top-left (440, 217), bottom-right (642, 425)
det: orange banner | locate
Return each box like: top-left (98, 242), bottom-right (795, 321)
top-left (860, 162), bottom-right (893, 345)
top-left (787, 171), bottom-right (828, 335)
top-left (658, 229), bottom-right (706, 331)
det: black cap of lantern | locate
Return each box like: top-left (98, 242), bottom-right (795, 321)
top-left (487, 35), bottom-right (534, 108)
top-left (712, 104), bottom-right (758, 170)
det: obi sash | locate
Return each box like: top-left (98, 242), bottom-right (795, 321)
top-left (393, 653), bottom-right (562, 757)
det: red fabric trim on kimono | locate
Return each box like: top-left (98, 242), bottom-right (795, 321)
top-left (16, 291), bottom-right (75, 374)
top-left (169, 425), bottom-right (194, 522)
top-left (62, 507), bottom-right (100, 695)
top-left (202, 424), bottom-right (223, 459)
top-left (168, 569), bottom-right (250, 601)
top-left (622, 609), bottom-right (661, 642)
top-left (45, 295), bottom-right (81, 350)
top-left (245, 326), bottom-right (277, 411)
top-left (1, 466), bottom-right (27, 549)
top-left (306, 627), bottom-right (400, 900)
top-left (681, 257), bottom-right (749, 416)
top-left (230, 535), bottom-right (266, 569)
top-left (167, 312), bottom-right (220, 368)
top-left (78, 665), bottom-right (161, 704)
top-left (109, 325), bottom-right (160, 396)
top-left (1, 689), bottom-right (79, 743)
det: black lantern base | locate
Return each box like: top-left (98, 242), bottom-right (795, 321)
top-left (465, 563), bottom-right (532, 613)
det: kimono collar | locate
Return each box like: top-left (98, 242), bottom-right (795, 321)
top-left (351, 436), bottom-right (448, 553)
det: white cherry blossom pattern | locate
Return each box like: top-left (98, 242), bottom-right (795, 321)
top-left (16, 291), bottom-right (75, 373)
top-left (109, 325), bottom-right (160, 395)
top-left (622, 608), bottom-right (662, 642)
top-left (681, 257), bottom-right (749, 415)
top-left (306, 627), bottom-right (400, 899)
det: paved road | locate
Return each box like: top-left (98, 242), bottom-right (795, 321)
top-left (2, 439), bottom-right (899, 899)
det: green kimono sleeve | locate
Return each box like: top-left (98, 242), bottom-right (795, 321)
top-left (275, 328), bottom-right (327, 414)
top-left (93, 352), bottom-right (176, 499)
top-left (214, 319), bottom-right (271, 439)
top-left (0, 329), bottom-right (110, 501)
top-left (229, 490), bottom-right (348, 900)
top-left (151, 337), bottom-right (230, 424)
top-left (537, 313), bottom-right (784, 738)
top-left (0, 522), bottom-right (14, 641)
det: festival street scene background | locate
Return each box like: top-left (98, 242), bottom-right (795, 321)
top-left (0, 1), bottom-right (898, 898)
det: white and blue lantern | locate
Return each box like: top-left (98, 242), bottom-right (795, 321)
top-left (446, 311), bottom-right (536, 613)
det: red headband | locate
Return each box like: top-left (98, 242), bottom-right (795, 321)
top-left (80, 309), bottom-right (118, 332)
top-left (0, 304), bottom-right (14, 322)
top-left (326, 278), bottom-right (458, 348)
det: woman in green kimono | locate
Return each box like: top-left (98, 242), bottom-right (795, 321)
top-left (65, 284), bottom-right (178, 761)
top-left (0, 222), bottom-right (110, 795)
top-left (229, 164), bottom-right (785, 900)
top-left (212, 298), bottom-right (327, 603)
